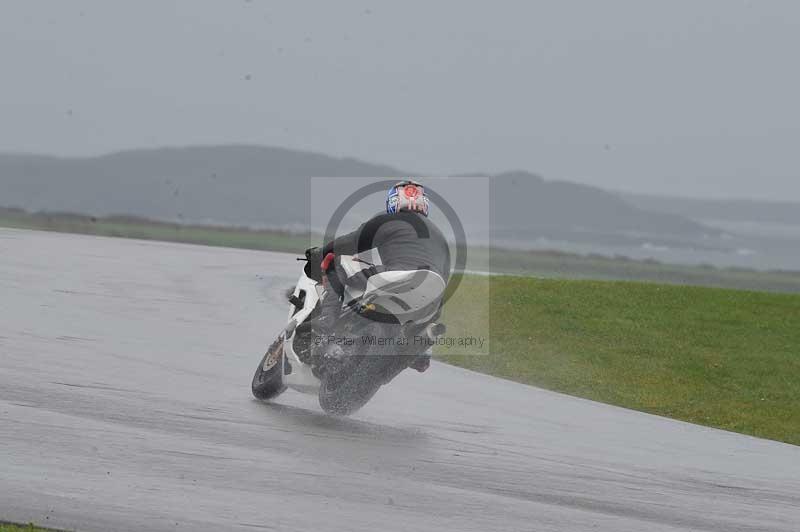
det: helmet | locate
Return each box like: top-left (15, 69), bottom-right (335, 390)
top-left (386, 179), bottom-right (430, 216)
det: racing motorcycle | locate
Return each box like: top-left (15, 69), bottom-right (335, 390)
top-left (251, 254), bottom-right (447, 415)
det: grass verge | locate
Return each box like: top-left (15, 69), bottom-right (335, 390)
top-left (3, 207), bottom-right (800, 293)
top-left (439, 276), bottom-right (800, 445)
top-left (0, 524), bottom-right (59, 532)
top-left (0, 209), bottom-right (309, 254)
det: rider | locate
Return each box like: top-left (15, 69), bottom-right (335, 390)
top-left (305, 179), bottom-right (451, 339)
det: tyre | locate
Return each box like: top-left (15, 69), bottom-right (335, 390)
top-left (317, 355), bottom-right (395, 415)
top-left (251, 336), bottom-right (287, 400)
top-left (317, 322), bottom-right (408, 415)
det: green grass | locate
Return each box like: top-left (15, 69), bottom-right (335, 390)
top-left (0, 209), bottom-right (310, 254)
top-left (473, 246), bottom-right (800, 293)
top-left (439, 276), bottom-right (800, 445)
top-left (3, 208), bottom-right (800, 293)
top-left (0, 524), bottom-right (58, 532)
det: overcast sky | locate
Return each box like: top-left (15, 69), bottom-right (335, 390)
top-left (1, 1), bottom-right (799, 200)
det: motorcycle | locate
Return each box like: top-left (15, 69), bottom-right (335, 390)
top-left (251, 253), bottom-right (447, 415)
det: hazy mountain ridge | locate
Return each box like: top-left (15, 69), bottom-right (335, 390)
top-left (623, 193), bottom-right (800, 226)
top-left (0, 145), bottom-right (405, 228)
top-left (491, 171), bottom-right (713, 239)
top-left (0, 145), bottom-right (715, 244)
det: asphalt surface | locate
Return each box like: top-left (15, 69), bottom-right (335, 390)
top-left (1, 228), bottom-right (799, 532)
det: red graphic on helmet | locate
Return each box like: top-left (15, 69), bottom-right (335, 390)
top-left (403, 185), bottom-right (420, 198)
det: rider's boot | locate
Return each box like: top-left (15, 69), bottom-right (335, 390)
top-left (409, 347), bottom-right (432, 372)
top-left (311, 286), bottom-right (346, 362)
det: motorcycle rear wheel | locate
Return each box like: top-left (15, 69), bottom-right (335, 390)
top-left (318, 352), bottom-right (406, 416)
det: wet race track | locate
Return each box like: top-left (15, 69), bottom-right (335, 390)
top-left (1, 229), bottom-right (799, 532)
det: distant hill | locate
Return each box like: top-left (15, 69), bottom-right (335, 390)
top-left (622, 193), bottom-right (800, 226)
top-left (0, 145), bottom-right (717, 244)
top-left (491, 171), bottom-right (715, 244)
top-left (0, 145), bottom-right (404, 228)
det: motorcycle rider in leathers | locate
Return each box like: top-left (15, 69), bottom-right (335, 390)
top-left (304, 180), bottom-right (450, 370)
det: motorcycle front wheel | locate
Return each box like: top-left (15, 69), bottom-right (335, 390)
top-left (251, 336), bottom-right (287, 400)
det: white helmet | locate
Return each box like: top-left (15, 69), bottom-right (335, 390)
top-left (386, 179), bottom-right (430, 217)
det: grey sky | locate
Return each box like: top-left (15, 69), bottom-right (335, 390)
top-left (1, 0), bottom-right (799, 200)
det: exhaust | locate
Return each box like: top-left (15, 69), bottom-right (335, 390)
top-left (425, 322), bottom-right (446, 339)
